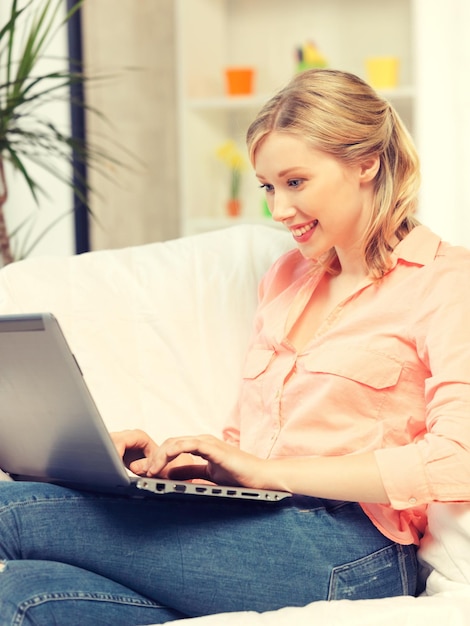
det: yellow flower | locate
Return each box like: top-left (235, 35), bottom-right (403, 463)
top-left (215, 140), bottom-right (247, 199)
top-left (216, 140), bottom-right (246, 169)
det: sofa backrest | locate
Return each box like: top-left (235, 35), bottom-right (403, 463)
top-left (0, 225), bottom-right (293, 442)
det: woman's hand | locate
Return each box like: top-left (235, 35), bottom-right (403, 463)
top-left (110, 429), bottom-right (198, 479)
top-left (140, 434), bottom-right (268, 488)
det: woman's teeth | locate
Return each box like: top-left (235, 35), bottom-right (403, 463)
top-left (292, 220), bottom-right (318, 237)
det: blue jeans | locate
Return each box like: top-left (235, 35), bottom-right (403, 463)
top-left (0, 482), bottom-right (418, 625)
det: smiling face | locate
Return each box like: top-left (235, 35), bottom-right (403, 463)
top-left (254, 131), bottom-right (379, 272)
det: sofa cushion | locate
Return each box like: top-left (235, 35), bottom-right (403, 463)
top-left (0, 224), bottom-right (293, 442)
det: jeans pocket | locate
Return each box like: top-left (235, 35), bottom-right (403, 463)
top-left (328, 543), bottom-right (417, 600)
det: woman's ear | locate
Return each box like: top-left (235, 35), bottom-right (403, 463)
top-left (359, 155), bottom-right (380, 183)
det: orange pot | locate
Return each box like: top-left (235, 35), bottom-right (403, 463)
top-left (224, 67), bottom-right (255, 96)
top-left (226, 198), bottom-right (241, 217)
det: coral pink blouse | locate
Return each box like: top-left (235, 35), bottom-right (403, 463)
top-left (223, 226), bottom-right (470, 545)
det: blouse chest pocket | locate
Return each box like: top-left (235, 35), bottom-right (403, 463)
top-left (242, 349), bottom-right (276, 380)
top-left (302, 347), bottom-right (403, 389)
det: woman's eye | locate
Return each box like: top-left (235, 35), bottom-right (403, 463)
top-left (259, 183), bottom-right (274, 193)
top-left (288, 179), bottom-right (303, 188)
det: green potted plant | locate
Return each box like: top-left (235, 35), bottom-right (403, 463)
top-left (0, 0), bottom-right (99, 265)
top-left (215, 139), bottom-right (246, 217)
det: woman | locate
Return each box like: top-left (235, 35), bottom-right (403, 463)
top-left (1, 69), bottom-right (470, 624)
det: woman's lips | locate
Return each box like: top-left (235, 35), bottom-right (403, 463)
top-left (291, 219), bottom-right (318, 242)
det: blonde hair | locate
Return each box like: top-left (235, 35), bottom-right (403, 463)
top-left (246, 69), bottom-right (421, 278)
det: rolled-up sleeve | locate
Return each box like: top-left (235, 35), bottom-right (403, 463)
top-left (375, 433), bottom-right (470, 510)
top-left (376, 248), bottom-right (470, 509)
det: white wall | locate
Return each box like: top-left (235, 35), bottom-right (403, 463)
top-left (414, 0), bottom-right (470, 247)
top-left (0, 0), bottom-right (74, 260)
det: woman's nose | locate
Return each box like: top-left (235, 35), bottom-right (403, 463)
top-left (270, 194), bottom-right (296, 223)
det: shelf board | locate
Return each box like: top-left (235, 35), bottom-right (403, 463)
top-left (187, 94), bottom-right (274, 110)
top-left (378, 85), bottom-right (415, 100)
top-left (182, 216), bottom-right (285, 236)
top-left (186, 85), bottom-right (415, 111)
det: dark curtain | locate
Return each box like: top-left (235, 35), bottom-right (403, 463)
top-left (66, 0), bottom-right (89, 254)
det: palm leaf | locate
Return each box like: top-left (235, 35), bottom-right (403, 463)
top-left (10, 1), bottom-right (60, 101)
top-left (0, 0), bottom-right (129, 264)
top-left (4, 143), bottom-right (41, 204)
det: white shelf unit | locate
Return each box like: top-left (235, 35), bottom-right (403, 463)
top-left (175, 0), bottom-right (414, 237)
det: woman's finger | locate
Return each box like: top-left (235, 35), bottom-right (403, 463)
top-left (146, 435), bottom-right (221, 475)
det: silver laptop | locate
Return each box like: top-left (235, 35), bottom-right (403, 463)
top-left (0, 313), bottom-right (290, 503)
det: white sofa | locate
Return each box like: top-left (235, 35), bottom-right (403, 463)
top-left (1, 224), bottom-right (470, 625)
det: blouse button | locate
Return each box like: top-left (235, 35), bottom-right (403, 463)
top-left (408, 497), bottom-right (417, 505)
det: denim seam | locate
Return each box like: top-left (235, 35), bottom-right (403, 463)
top-left (0, 494), bottom-right (111, 526)
top-left (0, 493), bottom-right (110, 510)
top-left (14, 592), bottom-right (164, 626)
top-left (396, 543), bottom-right (414, 595)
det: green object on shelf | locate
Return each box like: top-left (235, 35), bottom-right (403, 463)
top-left (262, 198), bottom-right (271, 218)
top-left (296, 60), bottom-right (327, 72)
top-left (295, 41), bottom-right (328, 73)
